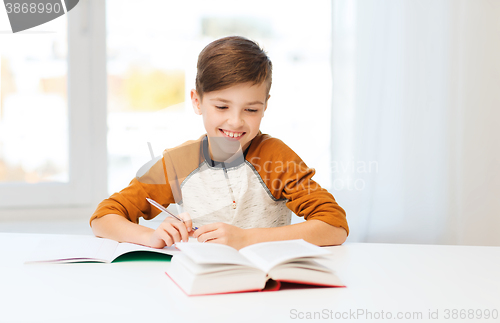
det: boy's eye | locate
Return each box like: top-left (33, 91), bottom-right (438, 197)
top-left (216, 106), bottom-right (228, 110)
top-left (246, 109), bottom-right (258, 113)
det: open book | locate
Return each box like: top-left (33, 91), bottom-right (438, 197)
top-left (25, 236), bottom-right (180, 264)
top-left (165, 239), bottom-right (344, 296)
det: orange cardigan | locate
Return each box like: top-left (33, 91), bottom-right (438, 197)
top-left (90, 133), bottom-right (348, 235)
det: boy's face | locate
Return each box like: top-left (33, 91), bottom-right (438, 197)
top-left (191, 82), bottom-right (269, 159)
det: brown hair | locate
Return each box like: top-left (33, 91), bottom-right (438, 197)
top-left (195, 36), bottom-right (272, 101)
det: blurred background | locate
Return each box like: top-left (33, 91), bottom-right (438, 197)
top-left (0, 0), bottom-right (498, 246)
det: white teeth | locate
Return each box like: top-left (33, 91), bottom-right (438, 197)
top-left (222, 130), bottom-right (243, 138)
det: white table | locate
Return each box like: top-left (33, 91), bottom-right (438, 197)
top-left (1, 233), bottom-right (499, 323)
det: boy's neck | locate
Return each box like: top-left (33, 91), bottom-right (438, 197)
top-left (210, 149), bottom-right (242, 164)
top-left (209, 144), bottom-right (243, 164)
top-left (206, 136), bottom-right (250, 163)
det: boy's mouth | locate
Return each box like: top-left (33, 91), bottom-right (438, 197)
top-left (219, 129), bottom-right (245, 139)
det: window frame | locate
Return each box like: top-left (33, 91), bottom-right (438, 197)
top-left (0, 0), bottom-right (107, 218)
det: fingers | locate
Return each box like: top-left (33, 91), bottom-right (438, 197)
top-left (192, 222), bottom-right (221, 239)
top-left (175, 221), bottom-right (190, 242)
top-left (191, 223), bottom-right (245, 249)
top-left (163, 223), bottom-right (185, 243)
top-left (154, 228), bottom-right (174, 247)
top-left (156, 222), bottom-right (189, 247)
top-left (198, 231), bottom-right (218, 243)
top-left (193, 223), bottom-right (223, 243)
top-left (178, 212), bottom-right (194, 232)
top-left (155, 220), bottom-right (233, 246)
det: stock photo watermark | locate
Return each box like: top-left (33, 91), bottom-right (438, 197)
top-left (3, 0), bottom-right (79, 33)
top-left (138, 140), bottom-right (379, 194)
top-left (330, 158), bottom-right (379, 191)
top-left (289, 308), bottom-right (499, 321)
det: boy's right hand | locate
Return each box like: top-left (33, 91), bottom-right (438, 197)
top-left (148, 212), bottom-right (194, 249)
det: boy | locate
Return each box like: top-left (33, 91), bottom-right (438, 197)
top-left (91, 36), bottom-right (348, 250)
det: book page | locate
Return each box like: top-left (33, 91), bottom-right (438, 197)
top-left (173, 253), bottom-right (261, 275)
top-left (239, 239), bottom-right (331, 273)
top-left (175, 242), bottom-right (255, 267)
top-left (268, 264), bottom-right (344, 287)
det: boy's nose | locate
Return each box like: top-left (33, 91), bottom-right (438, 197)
top-left (227, 112), bottom-right (244, 127)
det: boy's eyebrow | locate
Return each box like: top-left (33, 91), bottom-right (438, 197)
top-left (211, 98), bottom-right (264, 105)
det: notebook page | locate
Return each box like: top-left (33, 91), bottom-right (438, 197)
top-left (239, 239), bottom-right (331, 273)
top-left (25, 236), bottom-right (118, 263)
top-left (175, 242), bottom-right (255, 267)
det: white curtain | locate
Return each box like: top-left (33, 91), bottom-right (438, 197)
top-left (331, 0), bottom-right (500, 245)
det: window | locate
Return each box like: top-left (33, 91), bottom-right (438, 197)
top-left (0, 1), bottom-right (106, 211)
top-left (0, 18), bottom-right (68, 185)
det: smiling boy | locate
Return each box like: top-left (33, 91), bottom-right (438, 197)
top-left (90, 36), bottom-right (348, 249)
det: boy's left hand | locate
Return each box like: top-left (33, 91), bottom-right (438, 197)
top-left (193, 222), bottom-right (249, 250)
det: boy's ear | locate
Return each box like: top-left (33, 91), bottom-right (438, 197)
top-left (191, 89), bottom-right (202, 115)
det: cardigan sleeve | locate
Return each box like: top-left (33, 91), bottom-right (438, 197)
top-left (89, 154), bottom-right (175, 225)
top-left (246, 134), bottom-right (349, 235)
